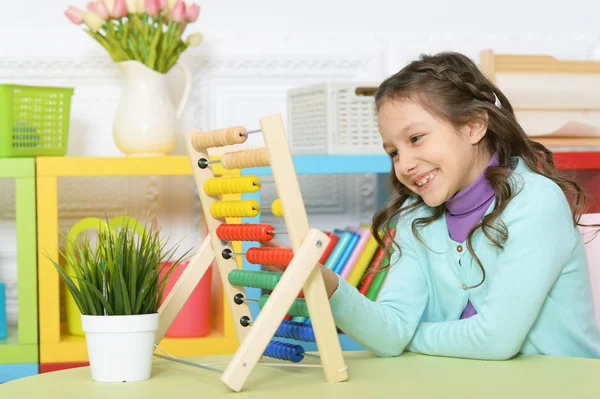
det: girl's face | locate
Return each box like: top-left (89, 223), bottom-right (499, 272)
top-left (378, 99), bottom-right (491, 207)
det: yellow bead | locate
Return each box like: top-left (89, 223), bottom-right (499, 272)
top-left (204, 176), bottom-right (261, 196)
top-left (271, 199), bottom-right (283, 217)
top-left (210, 200), bottom-right (260, 218)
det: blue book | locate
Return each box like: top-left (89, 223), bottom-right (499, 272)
top-left (332, 230), bottom-right (360, 274)
top-left (323, 231), bottom-right (352, 270)
top-left (0, 283), bottom-right (6, 339)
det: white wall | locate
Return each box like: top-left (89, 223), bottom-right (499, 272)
top-left (1, 0), bottom-right (599, 323)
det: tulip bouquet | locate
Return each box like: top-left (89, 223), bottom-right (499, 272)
top-left (65, 0), bottom-right (203, 73)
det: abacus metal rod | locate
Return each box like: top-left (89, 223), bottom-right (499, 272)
top-left (240, 128), bottom-right (262, 136)
top-left (153, 353), bottom-right (222, 373)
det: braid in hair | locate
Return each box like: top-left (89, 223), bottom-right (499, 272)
top-left (415, 64), bottom-right (497, 104)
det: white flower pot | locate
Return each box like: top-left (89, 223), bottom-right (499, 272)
top-left (81, 313), bottom-right (159, 382)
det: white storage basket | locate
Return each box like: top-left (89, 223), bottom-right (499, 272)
top-left (287, 83), bottom-right (385, 155)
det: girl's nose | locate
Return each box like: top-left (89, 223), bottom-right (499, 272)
top-left (397, 152), bottom-right (417, 176)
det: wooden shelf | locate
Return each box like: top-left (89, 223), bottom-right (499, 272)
top-left (532, 136), bottom-right (600, 150)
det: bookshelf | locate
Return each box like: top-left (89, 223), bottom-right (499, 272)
top-left (0, 159), bottom-right (38, 382)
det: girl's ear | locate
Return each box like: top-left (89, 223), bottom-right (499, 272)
top-left (465, 111), bottom-right (488, 145)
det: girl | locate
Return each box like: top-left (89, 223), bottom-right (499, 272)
top-left (323, 51), bottom-right (600, 360)
top-left (272, 51), bottom-right (600, 360)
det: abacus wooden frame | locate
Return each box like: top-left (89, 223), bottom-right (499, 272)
top-left (162, 113), bottom-right (348, 392)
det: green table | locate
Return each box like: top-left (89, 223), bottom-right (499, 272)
top-left (1, 352), bottom-right (598, 398)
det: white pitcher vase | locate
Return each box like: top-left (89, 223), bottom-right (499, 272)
top-left (113, 60), bottom-right (191, 156)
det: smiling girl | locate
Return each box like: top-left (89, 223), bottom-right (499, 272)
top-left (318, 51), bottom-right (600, 360)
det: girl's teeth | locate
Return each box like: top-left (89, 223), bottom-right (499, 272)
top-left (417, 171), bottom-right (436, 187)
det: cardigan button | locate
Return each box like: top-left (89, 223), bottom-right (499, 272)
top-left (457, 245), bottom-right (463, 252)
top-left (462, 283), bottom-right (468, 290)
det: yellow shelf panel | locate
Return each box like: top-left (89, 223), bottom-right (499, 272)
top-left (36, 155), bottom-right (239, 177)
top-left (40, 330), bottom-right (238, 363)
top-left (158, 333), bottom-right (239, 357)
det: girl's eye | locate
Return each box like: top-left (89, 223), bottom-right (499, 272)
top-left (389, 150), bottom-right (398, 158)
top-left (410, 135), bottom-right (423, 143)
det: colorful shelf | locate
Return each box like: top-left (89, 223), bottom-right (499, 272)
top-left (0, 151), bottom-right (597, 382)
top-left (36, 156), bottom-right (241, 368)
top-left (0, 159), bottom-right (39, 382)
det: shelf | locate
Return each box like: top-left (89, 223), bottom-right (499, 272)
top-left (0, 160), bottom-right (38, 368)
top-left (532, 136), bottom-right (600, 149)
top-left (244, 154), bottom-right (392, 175)
top-left (35, 152), bottom-right (599, 179)
top-left (554, 152), bottom-right (600, 170)
top-left (0, 326), bottom-right (38, 363)
top-left (36, 155), bottom-right (237, 177)
top-left (0, 363), bottom-right (38, 383)
top-left (36, 155), bottom-right (241, 364)
top-left (0, 158), bottom-right (35, 178)
top-left (242, 152), bottom-right (600, 176)
top-left (39, 329), bottom-right (238, 363)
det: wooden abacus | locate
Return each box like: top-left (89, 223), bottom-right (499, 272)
top-left (156, 113), bottom-right (348, 392)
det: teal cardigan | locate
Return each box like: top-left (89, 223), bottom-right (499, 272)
top-left (329, 157), bottom-right (600, 360)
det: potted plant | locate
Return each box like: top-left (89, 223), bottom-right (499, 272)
top-left (49, 217), bottom-right (191, 382)
top-left (64, 0), bottom-right (205, 156)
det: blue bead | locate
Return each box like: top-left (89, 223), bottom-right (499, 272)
top-left (264, 340), bottom-right (304, 363)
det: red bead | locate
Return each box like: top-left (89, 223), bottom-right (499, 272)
top-left (216, 224), bottom-right (275, 242)
top-left (246, 248), bottom-right (293, 267)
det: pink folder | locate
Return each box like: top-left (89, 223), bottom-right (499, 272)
top-left (340, 227), bottom-right (371, 280)
top-left (578, 213), bottom-right (600, 327)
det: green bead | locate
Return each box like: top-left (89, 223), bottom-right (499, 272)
top-left (258, 295), bottom-right (310, 318)
top-left (228, 270), bottom-right (282, 290)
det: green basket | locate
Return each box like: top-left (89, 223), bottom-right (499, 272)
top-left (0, 84), bottom-right (74, 157)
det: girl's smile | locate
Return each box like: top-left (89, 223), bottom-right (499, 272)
top-left (413, 168), bottom-right (439, 191)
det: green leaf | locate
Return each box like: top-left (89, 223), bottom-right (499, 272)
top-left (79, 279), bottom-right (115, 316)
top-left (52, 213), bottom-right (192, 315)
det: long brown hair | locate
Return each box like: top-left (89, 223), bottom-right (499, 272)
top-left (371, 51), bottom-right (593, 289)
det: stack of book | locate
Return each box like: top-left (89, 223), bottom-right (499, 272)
top-left (287, 224), bottom-right (396, 324)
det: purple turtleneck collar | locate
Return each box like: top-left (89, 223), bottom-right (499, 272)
top-left (444, 153), bottom-right (499, 243)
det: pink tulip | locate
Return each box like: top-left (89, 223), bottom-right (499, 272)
top-left (113, 0), bottom-right (128, 18)
top-left (93, 0), bottom-right (111, 19)
top-left (185, 3), bottom-right (199, 23)
top-left (170, 0), bottom-right (186, 23)
top-left (144, 0), bottom-right (160, 16)
top-left (65, 6), bottom-right (84, 24)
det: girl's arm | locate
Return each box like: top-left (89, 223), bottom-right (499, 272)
top-left (262, 216), bottom-right (428, 357)
top-left (406, 184), bottom-right (575, 360)
top-left (326, 218), bottom-right (428, 357)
